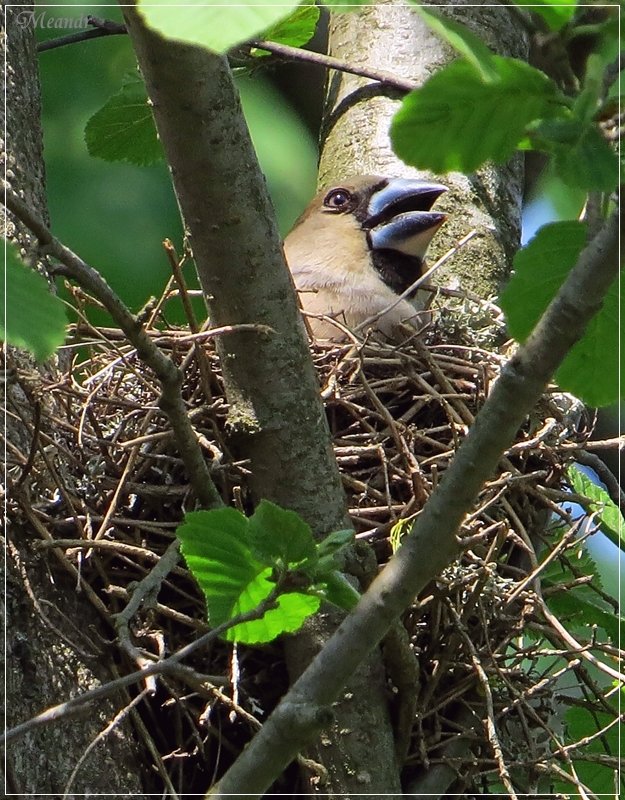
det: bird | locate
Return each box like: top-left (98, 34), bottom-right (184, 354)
top-left (283, 175), bottom-right (448, 340)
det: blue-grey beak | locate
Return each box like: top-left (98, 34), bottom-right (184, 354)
top-left (365, 179), bottom-right (447, 260)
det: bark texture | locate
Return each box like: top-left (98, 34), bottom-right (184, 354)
top-left (2, 6), bottom-right (147, 795)
top-left (320, 0), bottom-right (528, 303)
top-left (121, 9), bottom-right (401, 797)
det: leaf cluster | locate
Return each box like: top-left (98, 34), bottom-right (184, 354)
top-left (176, 501), bottom-right (358, 644)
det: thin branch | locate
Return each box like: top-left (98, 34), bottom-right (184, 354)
top-left (572, 449), bottom-right (625, 514)
top-left (3, 182), bottom-right (223, 511)
top-left (36, 14), bottom-right (417, 94)
top-left (209, 209), bottom-right (619, 798)
top-left (37, 16), bottom-right (126, 52)
top-left (1, 590), bottom-right (280, 745)
top-left (249, 39), bottom-right (416, 94)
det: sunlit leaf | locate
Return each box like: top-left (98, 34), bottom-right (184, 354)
top-left (226, 568), bottom-right (320, 644)
top-left (391, 57), bottom-right (561, 173)
top-left (567, 464), bottom-right (624, 551)
top-left (137, 0), bottom-right (300, 54)
top-left (415, 6), bottom-right (498, 81)
top-left (500, 221), bottom-right (620, 407)
top-left (248, 499), bottom-right (316, 567)
top-left (177, 508), bottom-right (261, 626)
top-left (254, 5), bottom-right (319, 52)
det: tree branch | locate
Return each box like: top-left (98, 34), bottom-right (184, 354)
top-left (3, 184), bottom-right (223, 511)
top-left (209, 211), bottom-right (619, 798)
top-left (120, 5), bottom-right (347, 532)
top-left (1, 590), bottom-right (280, 745)
top-left (249, 39), bottom-right (415, 93)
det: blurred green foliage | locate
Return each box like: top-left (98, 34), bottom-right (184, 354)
top-left (36, 2), bottom-right (318, 322)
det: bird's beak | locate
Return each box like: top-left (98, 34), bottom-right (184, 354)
top-left (364, 179), bottom-right (448, 260)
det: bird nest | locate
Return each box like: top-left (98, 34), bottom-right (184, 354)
top-left (8, 290), bottom-right (618, 796)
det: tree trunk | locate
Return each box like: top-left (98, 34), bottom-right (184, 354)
top-left (320, 0), bottom-right (528, 300)
top-left (2, 6), bottom-right (148, 795)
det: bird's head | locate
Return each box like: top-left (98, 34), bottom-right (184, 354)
top-left (285, 175), bottom-right (448, 298)
top-left (284, 175), bottom-right (448, 339)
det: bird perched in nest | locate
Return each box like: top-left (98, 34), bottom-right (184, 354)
top-left (283, 175), bottom-right (448, 340)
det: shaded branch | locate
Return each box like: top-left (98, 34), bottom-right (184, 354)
top-left (3, 183), bottom-right (223, 511)
top-left (210, 211), bottom-right (619, 798)
top-left (1, 590), bottom-right (281, 745)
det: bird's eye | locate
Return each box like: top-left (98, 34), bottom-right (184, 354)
top-left (323, 188), bottom-right (352, 211)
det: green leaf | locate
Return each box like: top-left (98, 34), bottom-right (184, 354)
top-left (316, 529), bottom-right (354, 557)
top-left (567, 465), bottom-right (625, 550)
top-left (555, 707), bottom-right (620, 797)
top-left (554, 123), bottom-right (618, 192)
top-left (541, 554), bottom-right (621, 644)
top-left (1, 242), bottom-right (67, 362)
top-left (85, 71), bottom-right (163, 166)
top-left (255, 5), bottom-right (319, 51)
top-left (500, 222), bottom-right (620, 407)
top-left (137, 0), bottom-right (300, 54)
top-left (391, 57), bottom-right (561, 173)
top-left (415, 6), bottom-right (499, 82)
top-left (606, 69), bottom-right (624, 102)
top-left (554, 277), bottom-right (619, 407)
top-left (226, 568), bottom-right (320, 644)
top-left (177, 505), bottom-right (323, 644)
top-left (530, 118), bottom-right (619, 192)
top-left (177, 508), bottom-right (262, 627)
top-left (248, 499), bottom-right (316, 567)
top-left (510, 0), bottom-right (576, 32)
top-left (319, 570), bottom-right (360, 611)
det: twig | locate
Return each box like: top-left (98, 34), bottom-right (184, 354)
top-left (37, 16), bottom-right (416, 95)
top-left (355, 230), bottom-right (479, 332)
top-left (3, 182), bottom-right (222, 510)
top-left (37, 16), bottom-right (126, 52)
top-left (61, 689), bottom-right (151, 800)
top-left (447, 604), bottom-right (518, 800)
top-left (114, 539), bottom-right (182, 666)
top-left (572, 449), bottom-right (625, 514)
top-left (1, 589), bottom-right (281, 745)
top-left (249, 39), bottom-right (416, 93)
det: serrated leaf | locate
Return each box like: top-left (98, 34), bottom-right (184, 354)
top-left (138, 0), bottom-right (300, 54)
top-left (524, 113), bottom-right (620, 194)
top-left (248, 500), bottom-right (316, 567)
top-left (510, 0), bottom-right (576, 32)
top-left (226, 569), bottom-right (320, 643)
top-left (85, 71), bottom-right (163, 166)
top-left (177, 507), bottom-right (322, 644)
top-left (567, 465), bottom-right (624, 550)
top-left (177, 508), bottom-right (262, 626)
top-left (391, 57), bottom-right (561, 173)
top-left (416, 6), bottom-right (499, 82)
top-left (541, 557), bottom-right (622, 644)
top-left (554, 124), bottom-right (618, 192)
top-left (319, 570), bottom-right (360, 611)
top-left (500, 221), bottom-right (621, 407)
top-left (1, 241), bottom-right (67, 361)
top-left (255, 5), bottom-right (319, 51)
